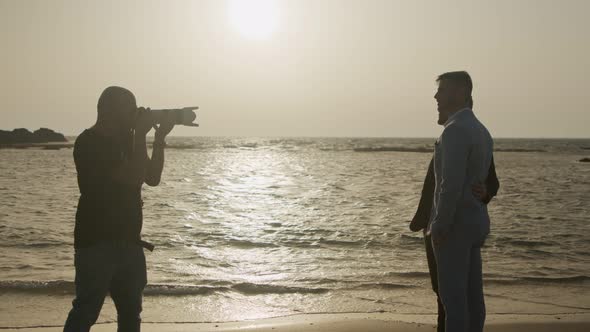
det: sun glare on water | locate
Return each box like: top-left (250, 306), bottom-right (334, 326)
top-left (228, 0), bottom-right (279, 40)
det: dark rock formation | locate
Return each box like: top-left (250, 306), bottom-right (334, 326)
top-left (0, 128), bottom-right (67, 145)
top-left (32, 128), bottom-right (68, 143)
top-left (580, 158), bottom-right (590, 163)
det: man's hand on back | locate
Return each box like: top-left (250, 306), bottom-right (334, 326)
top-left (472, 182), bottom-right (489, 203)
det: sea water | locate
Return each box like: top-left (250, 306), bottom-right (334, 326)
top-left (1, 137), bottom-right (589, 326)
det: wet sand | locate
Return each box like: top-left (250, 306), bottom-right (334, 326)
top-left (3, 313), bottom-right (589, 332)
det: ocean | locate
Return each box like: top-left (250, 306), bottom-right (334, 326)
top-left (1, 137), bottom-right (589, 326)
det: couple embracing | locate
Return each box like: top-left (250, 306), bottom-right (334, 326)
top-left (410, 71), bottom-right (499, 332)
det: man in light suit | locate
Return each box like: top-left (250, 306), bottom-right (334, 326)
top-left (428, 71), bottom-right (493, 332)
top-left (409, 95), bottom-right (499, 332)
top-left (409, 153), bottom-right (498, 332)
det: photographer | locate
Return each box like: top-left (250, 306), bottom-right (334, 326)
top-left (64, 86), bottom-right (174, 332)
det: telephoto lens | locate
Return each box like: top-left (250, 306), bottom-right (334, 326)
top-left (148, 107), bottom-right (199, 126)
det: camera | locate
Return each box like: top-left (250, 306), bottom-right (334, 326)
top-left (143, 107), bottom-right (199, 127)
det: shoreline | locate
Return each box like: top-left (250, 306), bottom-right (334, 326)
top-left (2, 312), bottom-right (590, 331)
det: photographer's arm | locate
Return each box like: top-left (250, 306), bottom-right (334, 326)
top-left (111, 112), bottom-right (152, 187)
top-left (145, 134), bottom-right (165, 186)
top-left (145, 118), bottom-right (175, 187)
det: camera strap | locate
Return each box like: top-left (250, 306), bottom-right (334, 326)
top-left (138, 239), bottom-right (155, 252)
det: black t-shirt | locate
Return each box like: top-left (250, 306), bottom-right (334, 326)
top-left (73, 129), bottom-right (143, 248)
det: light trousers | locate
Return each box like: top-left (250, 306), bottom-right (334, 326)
top-left (433, 222), bottom-right (488, 332)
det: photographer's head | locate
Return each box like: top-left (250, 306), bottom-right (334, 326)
top-left (434, 71), bottom-right (473, 125)
top-left (96, 86), bottom-right (137, 134)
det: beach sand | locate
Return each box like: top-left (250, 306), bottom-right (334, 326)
top-left (3, 313), bottom-right (589, 332)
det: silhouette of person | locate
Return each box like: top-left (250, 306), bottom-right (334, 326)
top-left (63, 86), bottom-right (175, 332)
top-left (424, 71), bottom-right (495, 332)
top-left (409, 141), bottom-right (498, 331)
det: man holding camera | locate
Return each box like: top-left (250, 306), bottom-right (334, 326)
top-left (64, 86), bottom-right (175, 331)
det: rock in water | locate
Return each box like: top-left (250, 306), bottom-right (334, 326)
top-left (0, 128), bottom-right (34, 144)
top-left (0, 128), bottom-right (67, 145)
top-left (32, 128), bottom-right (67, 143)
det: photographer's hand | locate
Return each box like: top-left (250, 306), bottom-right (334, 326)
top-left (153, 111), bottom-right (175, 140)
top-left (135, 107), bottom-right (154, 136)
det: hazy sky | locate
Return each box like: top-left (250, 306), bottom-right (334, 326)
top-left (1, 0), bottom-right (588, 137)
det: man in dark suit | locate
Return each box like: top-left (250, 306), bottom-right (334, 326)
top-left (409, 134), bottom-right (499, 332)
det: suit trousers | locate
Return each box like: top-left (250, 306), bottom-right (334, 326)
top-left (432, 223), bottom-right (487, 332)
top-left (425, 233), bottom-right (446, 332)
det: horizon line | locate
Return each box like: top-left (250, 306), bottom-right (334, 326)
top-left (60, 134), bottom-right (590, 140)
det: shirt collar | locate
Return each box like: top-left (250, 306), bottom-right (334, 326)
top-left (444, 107), bottom-right (471, 127)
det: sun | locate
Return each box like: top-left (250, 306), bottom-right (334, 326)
top-left (228, 0), bottom-right (279, 40)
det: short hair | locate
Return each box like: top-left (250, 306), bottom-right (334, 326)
top-left (436, 71), bottom-right (473, 100)
top-left (97, 86), bottom-right (135, 114)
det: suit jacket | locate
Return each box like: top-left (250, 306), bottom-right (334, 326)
top-left (427, 108), bottom-right (494, 236)
top-left (410, 110), bottom-right (498, 233)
